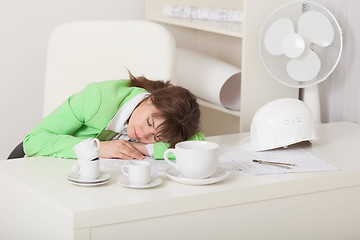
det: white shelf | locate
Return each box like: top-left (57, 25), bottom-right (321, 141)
top-left (197, 98), bottom-right (240, 117)
top-left (150, 16), bottom-right (242, 38)
top-left (146, 0), bottom-right (298, 135)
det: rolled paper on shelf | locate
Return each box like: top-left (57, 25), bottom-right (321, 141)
top-left (162, 5), bottom-right (243, 23)
top-left (176, 48), bottom-right (241, 111)
top-left (162, 5), bottom-right (192, 19)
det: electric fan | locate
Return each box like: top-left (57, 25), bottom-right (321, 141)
top-left (259, 0), bottom-right (343, 122)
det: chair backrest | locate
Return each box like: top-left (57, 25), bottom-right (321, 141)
top-left (43, 20), bottom-right (176, 117)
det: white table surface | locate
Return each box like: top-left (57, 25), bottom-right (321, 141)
top-left (1, 121), bottom-right (360, 240)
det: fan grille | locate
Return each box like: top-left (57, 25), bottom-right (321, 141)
top-left (260, 1), bottom-right (342, 88)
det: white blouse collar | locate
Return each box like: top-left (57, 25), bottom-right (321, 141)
top-left (105, 92), bottom-right (150, 133)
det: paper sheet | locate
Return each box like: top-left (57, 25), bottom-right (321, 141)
top-left (177, 48), bottom-right (241, 110)
top-left (101, 144), bottom-right (337, 177)
top-left (218, 144), bottom-right (338, 176)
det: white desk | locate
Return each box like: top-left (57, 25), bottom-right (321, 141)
top-left (1, 122), bottom-right (360, 240)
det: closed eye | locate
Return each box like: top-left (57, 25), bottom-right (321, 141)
top-left (154, 135), bottom-right (160, 142)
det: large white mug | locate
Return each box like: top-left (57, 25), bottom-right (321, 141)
top-left (122, 161), bottom-right (151, 186)
top-left (164, 141), bottom-right (219, 179)
top-left (73, 138), bottom-right (100, 160)
top-left (72, 159), bottom-right (100, 181)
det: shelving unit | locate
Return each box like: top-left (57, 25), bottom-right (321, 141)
top-left (146, 0), bottom-right (297, 136)
top-left (149, 16), bottom-right (243, 38)
top-left (197, 98), bottom-right (240, 117)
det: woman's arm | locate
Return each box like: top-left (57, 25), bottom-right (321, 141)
top-left (128, 141), bottom-right (149, 156)
top-left (100, 140), bottom-right (146, 159)
top-left (23, 84), bottom-right (101, 158)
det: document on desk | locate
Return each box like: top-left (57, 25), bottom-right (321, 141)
top-left (100, 144), bottom-right (338, 177)
top-left (218, 144), bottom-right (338, 176)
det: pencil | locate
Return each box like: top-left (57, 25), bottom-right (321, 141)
top-left (253, 159), bottom-right (296, 169)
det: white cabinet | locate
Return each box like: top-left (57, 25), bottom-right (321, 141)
top-left (146, 0), bottom-right (297, 136)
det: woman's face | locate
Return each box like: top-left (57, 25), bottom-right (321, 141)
top-left (127, 98), bottom-right (164, 144)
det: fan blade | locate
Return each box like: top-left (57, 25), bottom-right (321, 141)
top-left (264, 18), bottom-right (294, 56)
top-left (286, 50), bottom-right (320, 82)
top-left (281, 33), bottom-right (305, 58)
top-left (298, 11), bottom-right (334, 47)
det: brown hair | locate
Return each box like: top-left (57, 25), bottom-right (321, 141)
top-left (128, 71), bottom-right (201, 147)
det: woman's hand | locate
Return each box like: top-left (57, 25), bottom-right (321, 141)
top-left (99, 140), bottom-right (146, 160)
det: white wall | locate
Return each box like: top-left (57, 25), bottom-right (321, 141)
top-left (1, 0), bottom-right (359, 159)
top-left (316, 0), bottom-right (360, 124)
top-left (0, 0), bottom-right (145, 159)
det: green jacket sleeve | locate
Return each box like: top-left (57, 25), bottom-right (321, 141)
top-left (23, 83), bottom-right (101, 159)
top-left (153, 131), bottom-right (206, 160)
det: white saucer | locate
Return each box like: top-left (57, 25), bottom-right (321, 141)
top-left (165, 167), bottom-right (229, 185)
top-left (68, 179), bottom-right (110, 187)
top-left (118, 177), bottom-right (162, 189)
top-left (67, 171), bottom-right (111, 184)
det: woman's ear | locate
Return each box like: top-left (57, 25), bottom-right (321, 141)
top-left (148, 96), bottom-right (154, 103)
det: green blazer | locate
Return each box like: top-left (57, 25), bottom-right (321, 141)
top-left (24, 79), bottom-right (205, 159)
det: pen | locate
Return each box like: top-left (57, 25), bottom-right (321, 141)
top-left (253, 159), bottom-right (296, 169)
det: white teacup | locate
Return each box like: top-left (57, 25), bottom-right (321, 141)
top-left (72, 159), bottom-right (100, 181)
top-left (164, 141), bottom-right (219, 179)
top-left (73, 138), bottom-right (100, 160)
top-left (122, 161), bottom-right (151, 186)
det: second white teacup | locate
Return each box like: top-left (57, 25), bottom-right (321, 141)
top-left (164, 141), bottom-right (219, 179)
top-left (122, 161), bottom-right (151, 186)
top-left (72, 159), bottom-right (100, 181)
top-left (73, 138), bottom-right (100, 160)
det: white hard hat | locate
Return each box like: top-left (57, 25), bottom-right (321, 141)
top-left (239, 98), bottom-right (319, 151)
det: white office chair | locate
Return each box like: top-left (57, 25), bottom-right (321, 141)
top-left (8, 20), bottom-right (176, 159)
top-left (43, 20), bottom-right (176, 117)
